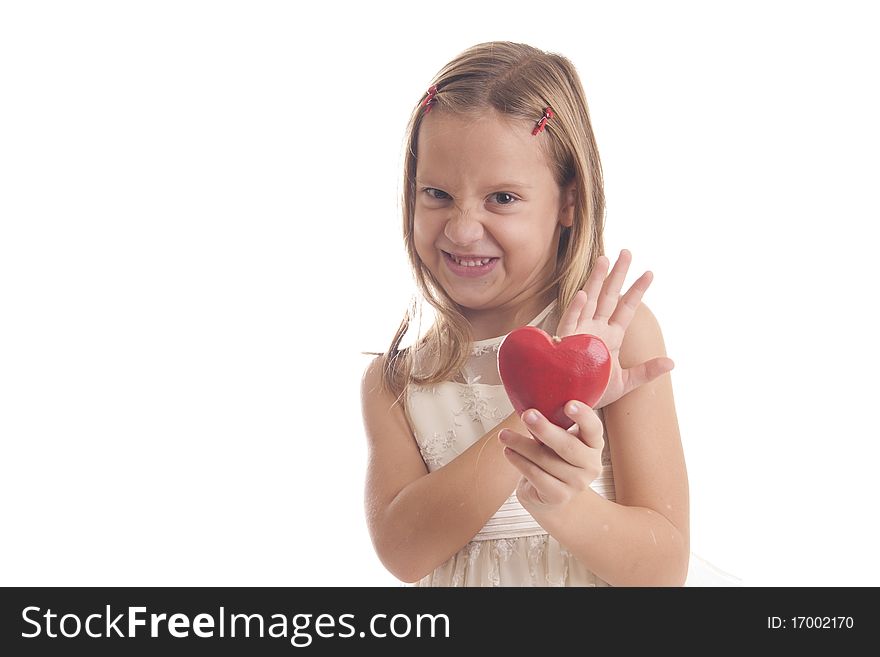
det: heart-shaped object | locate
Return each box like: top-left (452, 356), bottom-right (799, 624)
top-left (498, 326), bottom-right (612, 428)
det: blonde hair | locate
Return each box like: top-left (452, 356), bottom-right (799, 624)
top-left (382, 41), bottom-right (606, 396)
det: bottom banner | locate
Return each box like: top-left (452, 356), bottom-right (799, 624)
top-left (0, 587), bottom-right (867, 654)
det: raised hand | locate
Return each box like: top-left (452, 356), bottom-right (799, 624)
top-left (499, 403), bottom-right (604, 509)
top-left (555, 249), bottom-right (674, 409)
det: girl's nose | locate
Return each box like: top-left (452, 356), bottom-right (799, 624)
top-left (444, 207), bottom-right (484, 246)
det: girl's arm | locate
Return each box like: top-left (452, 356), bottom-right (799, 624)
top-left (361, 358), bottom-right (527, 583)
top-left (503, 302), bottom-right (690, 586)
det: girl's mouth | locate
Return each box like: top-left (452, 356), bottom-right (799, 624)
top-left (442, 251), bottom-right (500, 278)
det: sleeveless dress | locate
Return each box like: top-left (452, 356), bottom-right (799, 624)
top-left (403, 300), bottom-right (740, 587)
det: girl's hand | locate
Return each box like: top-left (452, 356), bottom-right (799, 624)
top-left (555, 249), bottom-right (674, 409)
top-left (499, 403), bottom-right (604, 510)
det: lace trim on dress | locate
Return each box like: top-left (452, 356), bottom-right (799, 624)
top-left (417, 429), bottom-right (456, 468)
top-left (454, 376), bottom-right (504, 424)
top-left (471, 342), bottom-right (500, 357)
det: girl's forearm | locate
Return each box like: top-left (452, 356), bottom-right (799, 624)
top-left (378, 412), bottom-right (525, 582)
top-left (530, 492), bottom-right (689, 586)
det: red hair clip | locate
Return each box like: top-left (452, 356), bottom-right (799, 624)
top-left (422, 85), bottom-right (439, 114)
top-left (532, 107), bottom-right (554, 135)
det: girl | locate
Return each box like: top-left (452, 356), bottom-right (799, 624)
top-left (362, 41), bottom-right (738, 586)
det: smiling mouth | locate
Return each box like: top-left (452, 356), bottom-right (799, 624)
top-left (442, 251), bottom-right (500, 267)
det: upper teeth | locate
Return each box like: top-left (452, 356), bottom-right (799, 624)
top-left (451, 254), bottom-right (493, 267)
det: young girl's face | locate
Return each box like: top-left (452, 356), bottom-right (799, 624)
top-left (413, 109), bottom-right (572, 315)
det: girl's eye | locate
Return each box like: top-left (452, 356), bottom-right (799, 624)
top-left (424, 188), bottom-right (451, 200)
top-left (492, 192), bottom-right (517, 205)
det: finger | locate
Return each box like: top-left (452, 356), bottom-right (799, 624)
top-left (501, 423), bottom-right (588, 478)
top-left (556, 289), bottom-right (588, 337)
top-left (608, 270), bottom-right (653, 331)
top-left (594, 249), bottom-right (632, 322)
top-left (564, 401), bottom-right (605, 450)
top-left (514, 478), bottom-right (543, 507)
top-left (529, 401), bottom-right (601, 464)
top-left (519, 410), bottom-right (603, 466)
top-left (620, 357), bottom-right (675, 397)
top-left (502, 446), bottom-right (568, 502)
top-left (579, 254), bottom-right (609, 322)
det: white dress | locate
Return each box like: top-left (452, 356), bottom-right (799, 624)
top-left (403, 300), bottom-right (740, 587)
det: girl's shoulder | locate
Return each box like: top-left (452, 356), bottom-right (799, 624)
top-left (361, 353), bottom-right (390, 407)
top-left (360, 341), bottom-right (438, 402)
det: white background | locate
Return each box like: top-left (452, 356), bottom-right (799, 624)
top-left (1, 1), bottom-right (877, 586)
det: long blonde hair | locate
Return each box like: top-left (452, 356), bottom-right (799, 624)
top-left (383, 41), bottom-right (606, 396)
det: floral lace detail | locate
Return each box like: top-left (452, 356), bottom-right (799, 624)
top-left (417, 428), bottom-right (456, 468)
top-left (548, 543), bottom-right (571, 587)
top-left (527, 535), bottom-right (547, 584)
top-left (471, 342), bottom-right (501, 357)
top-left (493, 538), bottom-right (516, 562)
top-left (454, 376), bottom-right (504, 424)
top-left (466, 541), bottom-right (482, 566)
top-left (487, 547), bottom-right (501, 587)
top-left (415, 533), bottom-right (616, 587)
top-left (409, 383), bottom-right (439, 395)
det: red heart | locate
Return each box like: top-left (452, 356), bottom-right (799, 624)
top-left (498, 327), bottom-right (612, 428)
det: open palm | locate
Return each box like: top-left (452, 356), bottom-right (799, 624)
top-left (555, 249), bottom-right (674, 410)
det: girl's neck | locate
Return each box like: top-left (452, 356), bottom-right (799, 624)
top-left (463, 289), bottom-right (557, 342)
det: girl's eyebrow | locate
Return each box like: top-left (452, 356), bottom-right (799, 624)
top-left (415, 178), bottom-right (533, 190)
top-left (487, 181), bottom-right (533, 190)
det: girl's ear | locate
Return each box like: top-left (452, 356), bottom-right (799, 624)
top-left (559, 183), bottom-right (577, 228)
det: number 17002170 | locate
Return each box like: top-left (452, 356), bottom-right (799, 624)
top-left (767, 616), bottom-right (854, 629)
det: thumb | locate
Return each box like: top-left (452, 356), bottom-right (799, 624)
top-left (624, 357), bottom-right (675, 393)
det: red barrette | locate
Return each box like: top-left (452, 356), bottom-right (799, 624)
top-left (422, 85), bottom-right (439, 114)
top-left (532, 107), bottom-right (554, 135)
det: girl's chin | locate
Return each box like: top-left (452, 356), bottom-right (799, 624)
top-left (446, 291), bottom-right (501, 312)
